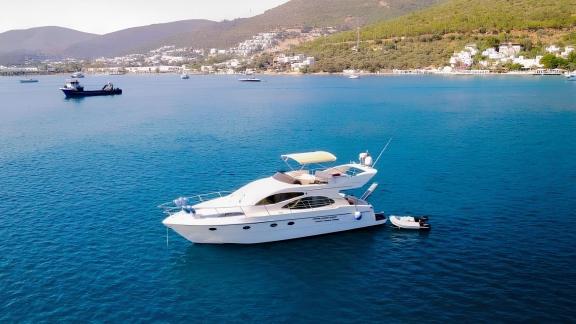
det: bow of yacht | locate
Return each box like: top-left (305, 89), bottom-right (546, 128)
top-left (160, 151), bottom-right (386, 244)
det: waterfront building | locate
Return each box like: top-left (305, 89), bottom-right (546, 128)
top-left (498, 43), bottom-right (523, 57)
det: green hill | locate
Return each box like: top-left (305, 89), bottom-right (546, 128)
top-left (162, 0), bottom-right (443, 51)
top-left (242, 0), bottom-right (444, 29)
top-left (298, 0), bottom-right (576, 72)
top-left (0, 0), bottom-right (442, 62)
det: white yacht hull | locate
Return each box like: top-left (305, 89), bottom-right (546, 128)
top-left (164, 210), bottom-right (386, 244)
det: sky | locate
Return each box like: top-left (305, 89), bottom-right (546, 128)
top-left (0, 0), bottom-right (290, 34)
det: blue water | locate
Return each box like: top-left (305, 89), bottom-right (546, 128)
top-left (1, 74), bottom-right (575, 322)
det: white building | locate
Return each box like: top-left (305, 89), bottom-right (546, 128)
top-left (512, 55), bottom-right (543, 69)
top-left (0, 66), bottom-right (39, 72)
top-left (464, 44), bottom-right (478, 56)
top-left (275, 54), bottom-right (315, 72)
top-left (482, 47), bottom-right (504, 60)
top-left (561, 46), bottom-right (575, 58)
top-left (498, 43), bottom-right (522, 57)
top-left (200, 65), bottom-right (214, 73)
top-left (449, 44), bottom-right (479, 67)
top-left (449, 51), bottom-right (473, 67)
top-left (546, 45), bottom-right (561, 54)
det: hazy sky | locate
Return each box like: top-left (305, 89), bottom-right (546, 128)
top-left (0, 0), bottom-right (290, 34)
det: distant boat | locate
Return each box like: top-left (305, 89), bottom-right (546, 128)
top-left (60, 80), bottom-right (122, 98)
top-left (239, 76), bottom-right (261, 82)
top-left (565, 71), bottom-right (576, 80)
top-left (20, 78), bottom-right (39, 83)
top-left (70, 72), bottom-right (85, 78)
top-left (181, 73), bottom-right (190, 79)
top-left (348, 74), bottom-right (360, 79)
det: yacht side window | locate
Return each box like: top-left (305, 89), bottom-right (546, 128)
top-left (283, 196), bottom-right (335, 209)
top-left (256, 192), bottom-right (304, 205)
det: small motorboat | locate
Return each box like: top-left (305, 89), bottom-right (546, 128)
top-left (389, 215), bottom-right (431, 230)
top-left (20, 78), bottom-right (39, 83)
top-left (565, 72), bottom-right (576, 80)
top-left (181, 73), bottom-right (190, 79)
top-left (239, 76), bottom-right (261, 82)
top-left (348, 74), bottom-right (360, 79)
top-left (60, 80), bottom-right (122, 98)
top-left (70, 72), bottom-right (85, 78)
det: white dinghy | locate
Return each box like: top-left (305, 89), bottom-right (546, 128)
top-left (389, 215), bottom-right (430, 230)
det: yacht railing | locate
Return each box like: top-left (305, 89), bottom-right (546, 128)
top-left (159, 192), bottom-right (283, 218)
top-left (159, 192), bottom-right (367, 219)
top-left (158, 191), bottom-right (231, 213)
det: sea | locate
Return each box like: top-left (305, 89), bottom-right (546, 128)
top-left (1, 74), bottom-right (575, 322)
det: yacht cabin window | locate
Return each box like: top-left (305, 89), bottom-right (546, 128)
top-left (283, 196), bottom-right (335, 209)
top-left (256, 192), bottom-right (304, 205)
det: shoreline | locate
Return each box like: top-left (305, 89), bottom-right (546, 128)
top-left (1, 70), bottom-right (569, 78)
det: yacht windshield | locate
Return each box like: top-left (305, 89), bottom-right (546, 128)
top-left (256, 192), bottom-right (304, 205)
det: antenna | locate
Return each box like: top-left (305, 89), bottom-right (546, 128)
top-left (372, 137), bottom-right (393, 168)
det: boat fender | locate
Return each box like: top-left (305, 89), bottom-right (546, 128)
top-left (354, 211), bottom-right (362, 220)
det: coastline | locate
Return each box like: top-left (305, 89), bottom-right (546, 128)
top-left (1, 70), bottom-right (570, 78)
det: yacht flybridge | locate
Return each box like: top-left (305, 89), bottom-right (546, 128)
top-left (160, 151), bottom-right (386, 244)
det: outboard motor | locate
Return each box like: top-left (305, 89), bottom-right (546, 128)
top-left (416, 216), bottom-right (431, 230)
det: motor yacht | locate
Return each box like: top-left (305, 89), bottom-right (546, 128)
top-left (160, 151), bottom-right (386, 244)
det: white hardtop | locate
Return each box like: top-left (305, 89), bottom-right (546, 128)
top-left (194, 162), bottom-right (376, 209)
top-left (281, 151), bottom-right (337, 165)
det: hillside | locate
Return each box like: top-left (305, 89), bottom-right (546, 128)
top-left (65, 20), bottom-right (218, 58)
top-left (69, 0), bottom-right (443, 58)
top-left (0, 27), bottom-right (96, 64)
top-left (299, 0), bottom-right (576, 71)
top-left (0, 26), bottom-right (96, 54)
top-left (237, 0), bottom-right (444, 30)
top-left (0, 0), bottom-right (441, 62)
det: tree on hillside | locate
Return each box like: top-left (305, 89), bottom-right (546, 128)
top-left (566, 52), bottom-right (576, 70)
top-left (540, 53), bottom-right (568, 69)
